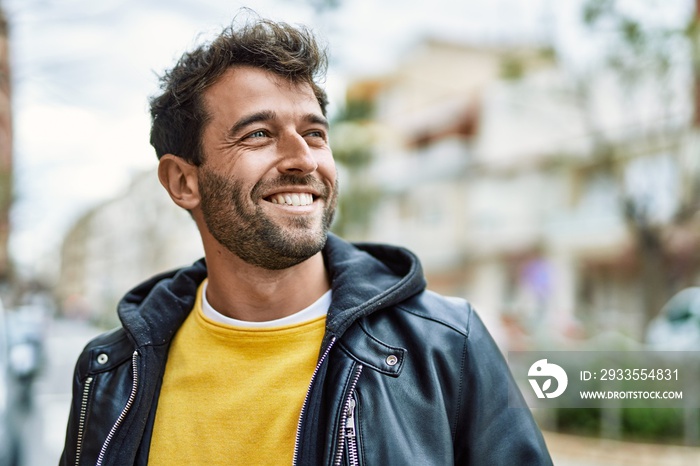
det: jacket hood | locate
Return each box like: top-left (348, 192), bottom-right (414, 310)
top-left (117, 233), bottom-right (426, 348)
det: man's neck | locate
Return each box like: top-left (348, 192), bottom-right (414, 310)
top-left (203, 250), bottom-right (330, 322)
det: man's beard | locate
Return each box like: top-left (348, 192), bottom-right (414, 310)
top-left (198, 167), bottom-right (337, 270)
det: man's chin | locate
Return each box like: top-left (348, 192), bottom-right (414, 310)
top-left (275, 228), bottom-right (328, 254)
top-left (246, 234), bottom-right (328, 270)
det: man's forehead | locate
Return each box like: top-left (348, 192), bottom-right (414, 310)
top-left (207, 66), bottom-right (317, 102)
top-left (200, 66), bottom-right (324, 135)
top-left (200, 66), bottom-right (321, 124)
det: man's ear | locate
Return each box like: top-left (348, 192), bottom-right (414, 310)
top-left (158, 154), bottom-right (200, 210)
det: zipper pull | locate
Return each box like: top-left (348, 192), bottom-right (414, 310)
top-left (345, 398), bottom-right (357, 439)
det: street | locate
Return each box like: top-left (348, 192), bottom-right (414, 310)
top-left (545, 430), bottom-right (700, 466)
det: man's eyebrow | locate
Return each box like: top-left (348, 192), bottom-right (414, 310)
top-left (227, 110), bottom-right (276, 137)
top-left (304, 113), bottom-right (329, 129)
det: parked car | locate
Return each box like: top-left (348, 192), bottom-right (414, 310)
top-left (646, 287), bottom-right (700, 350)
top-left (0, 298), bottom-right (20, 466)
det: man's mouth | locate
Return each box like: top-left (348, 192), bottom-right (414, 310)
top-left (266, 192), bottom-right (315, 207)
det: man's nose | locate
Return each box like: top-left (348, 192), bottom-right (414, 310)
top-left (276, 133), bottom-right (318, 175)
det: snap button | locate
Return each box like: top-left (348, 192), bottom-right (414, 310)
top-left (97, 353), bottom-right (109, 365)
top-left (385, 355), bottom-right (398, 366)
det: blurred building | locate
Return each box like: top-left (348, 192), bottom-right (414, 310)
top-left (57, 170), bottom-right (202, 325)
top-left (342, 38), bottom-right (700, 346)
top-left (0, 8), bottom-right (12, 282)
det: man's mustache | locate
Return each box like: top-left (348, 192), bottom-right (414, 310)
top-left (251, 174), bottom-right (331, 200)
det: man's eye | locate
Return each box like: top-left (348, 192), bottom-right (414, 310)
top-left (305, 130), bottom-right (325, 139)
top-left (247, 130), bottom-right (267, 139)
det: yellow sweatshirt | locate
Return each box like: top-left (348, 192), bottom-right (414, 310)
top-left (148, 283), bottom-right (326, 465)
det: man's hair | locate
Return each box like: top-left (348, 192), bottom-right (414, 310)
top-left (149, 16), bottom-right (329, 165)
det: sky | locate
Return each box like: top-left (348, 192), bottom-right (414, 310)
top-left (2, 0), bottom-right (692, 279)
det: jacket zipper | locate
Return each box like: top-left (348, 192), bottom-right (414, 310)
top-left (96, 350), bottom-right (139, 466)
top-left (333, 365), bottom-right (363, 466)
top-left (74, 376), bottom-right (94, 466)
top-left (292, 337), bottom-right (336, 465)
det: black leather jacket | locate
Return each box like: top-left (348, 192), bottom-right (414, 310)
top-left (60, 235), bottom-right (552, 465)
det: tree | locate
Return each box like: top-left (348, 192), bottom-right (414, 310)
top-left (579, 0), bottom-right (700, 325)
top-left (329, 97), bottom-right (380, 239)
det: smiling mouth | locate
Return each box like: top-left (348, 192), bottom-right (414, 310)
top-left (266, 192), bottom-right (315, 207)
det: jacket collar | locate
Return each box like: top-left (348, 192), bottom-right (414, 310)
top-left (118, 259), bottom-right (207, 348)
top-left (323, 234), bottom-right (426, 338)
top-left (117, 234), bottom-right (426, 348)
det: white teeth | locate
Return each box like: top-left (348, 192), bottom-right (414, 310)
top-left (299, 194), bottom-right (312, 206)
top-left (269, 193), bottom-right (314, 206)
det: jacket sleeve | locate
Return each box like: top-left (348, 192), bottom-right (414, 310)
top-left (456, 308), bottom-right (553, 465)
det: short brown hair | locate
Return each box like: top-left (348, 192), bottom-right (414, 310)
top-left (149, 16), bottom-right (329, 165)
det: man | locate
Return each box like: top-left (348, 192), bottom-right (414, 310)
top-left (61, 16), bottom-right (552, 466)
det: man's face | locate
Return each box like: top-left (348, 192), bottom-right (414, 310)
top-left (196, 66), bottom-right (337, 270)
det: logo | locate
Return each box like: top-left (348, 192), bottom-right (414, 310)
top-left (528, 359), bottom-right (568, 399)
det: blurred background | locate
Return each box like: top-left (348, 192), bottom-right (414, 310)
top-left (0, 0), bottom-right (699, 464)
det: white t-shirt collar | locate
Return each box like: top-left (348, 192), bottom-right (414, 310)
top-left (201, 280), bottom-right (331, 328)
